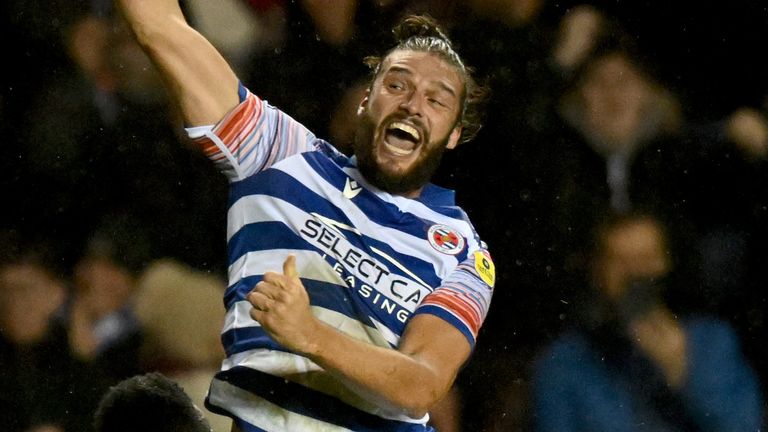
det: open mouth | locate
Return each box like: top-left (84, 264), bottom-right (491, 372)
top-left (383, 121), bottom-right (421, 156)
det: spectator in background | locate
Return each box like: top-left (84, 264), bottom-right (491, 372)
top-left (0, 232), bottom-right (137, 432)
top-left (532, 212), bottom-right (763, 431)
top-left (64, 214), bottom-right (147, 376)
top-left (93, 372), bottom-right (212, 432)
top-left (0, 234), bottom-right (67, 432)
top-left (704, 103), bottom-right (768, 393)
top-left (554, 27), bottom-right (683, 216)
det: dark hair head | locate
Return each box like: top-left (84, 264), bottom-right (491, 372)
top-left (93, 372), bottom-right (211, 432)
top-left (564, 11), bottom-right (667, 95)
top-left (0, 230), bottom-right (66, 277)
top-left (365, 15), bottom-right (488, 145)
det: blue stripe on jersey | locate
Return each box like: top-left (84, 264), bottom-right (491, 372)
top-left (228, 166), bottom-right (355, 226)
top-left (224, 279), bottom-right (251, 307)
top-left (422, 203), bottom-right (467, 221)
top-left (224, 277), bottom-right (362, 321)
top-left (227, 168), bottom-right (443, 288)
top-left (417, 183), bottom-right (456, 208)
top-left (413, 305), bottom-right (475, 348)
top-left (222, 326), bottom-right (285, 357)
top-left (228, 221), bottom-right (314, 264)
top-left (216, 366), bottom-right (434, 432)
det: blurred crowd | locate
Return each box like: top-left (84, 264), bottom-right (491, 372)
top-left (1, 0), bottom-right (767, 431)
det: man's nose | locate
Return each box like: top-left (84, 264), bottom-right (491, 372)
top-left (399, 91), bottom-right (423, 116)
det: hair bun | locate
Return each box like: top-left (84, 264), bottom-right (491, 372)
top-left (392, 15), bottom-right (450, 46)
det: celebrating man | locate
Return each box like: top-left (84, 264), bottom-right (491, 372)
top-left (118, 1), bottom-right (494, 430)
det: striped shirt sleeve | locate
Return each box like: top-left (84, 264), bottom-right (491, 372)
top-left (414, 249), bottom-right (495, 347)
top-left (186, 86), bottom-right (318, 181)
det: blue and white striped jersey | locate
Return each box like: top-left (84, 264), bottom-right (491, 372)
top-left (187, 85), bottom-right (495, 432)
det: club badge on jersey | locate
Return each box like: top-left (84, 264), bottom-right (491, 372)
top-left (427, 224), bottom-right (465, 255)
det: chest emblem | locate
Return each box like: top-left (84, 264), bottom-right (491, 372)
top-left (343, 177), bottom-right (362, 199)
top-left (427, 224), bottom-right (465, 255)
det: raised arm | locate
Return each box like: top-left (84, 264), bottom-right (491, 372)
top-left (116, 0), bottom-right (240, 126)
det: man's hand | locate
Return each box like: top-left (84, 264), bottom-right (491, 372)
top-left (247, 255), bottom-right (320, 354)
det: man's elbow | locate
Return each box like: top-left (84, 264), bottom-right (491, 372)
top-left (398, 386), bottom-right (446, 419)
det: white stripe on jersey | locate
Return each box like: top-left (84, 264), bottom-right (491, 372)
top-left (223, 301), bottom-right (262, 331)
top-left (222, 348), bottom-right (321, 375)
top-left (228, 249), bottom-right (344, 288)
top-left (222, 302), bottom-right (399, 348)
top-left (226, 193), bottom-right (303, 241)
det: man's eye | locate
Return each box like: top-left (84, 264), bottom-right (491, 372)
top-left (388, 82), bottom-right (404, 90)
top-left (428, 98), bottom-right (446, 108)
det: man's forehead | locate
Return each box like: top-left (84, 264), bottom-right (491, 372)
top-left (380, 50), bottom-right (464, 91)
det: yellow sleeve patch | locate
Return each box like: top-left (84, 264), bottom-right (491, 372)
top-left (473, 250), bottom-right (495, 287)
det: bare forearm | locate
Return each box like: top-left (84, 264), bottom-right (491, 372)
top-left (298, 316), bottom-right (457, 418)
top-left (116, 0), bottom-right (239, 125)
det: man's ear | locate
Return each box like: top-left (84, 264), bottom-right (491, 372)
top-left (357, 89), bottom-right (371, 116)
top-left (446, 126), bottom-right (462, 150)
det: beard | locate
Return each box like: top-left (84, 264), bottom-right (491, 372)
top-left (352, 111), bottom-right (448, 196)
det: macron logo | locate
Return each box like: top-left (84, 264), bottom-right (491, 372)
top-left (343, 177), bottom-right (362, 199)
